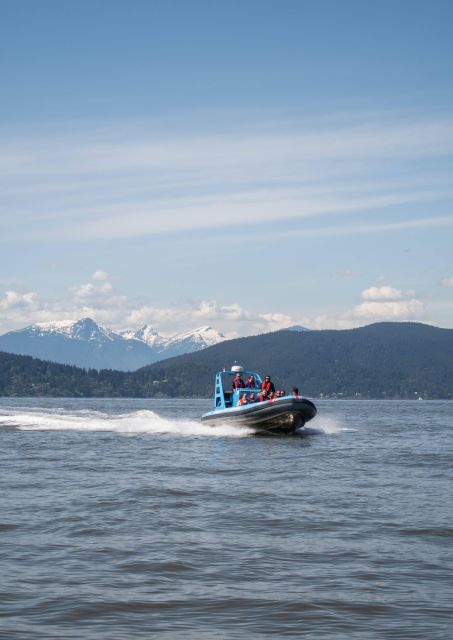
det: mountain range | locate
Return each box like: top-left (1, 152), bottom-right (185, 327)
top-left (1, 322), bottom-right (452, 399)
top-left (0, 317), bottom-right (225, 370)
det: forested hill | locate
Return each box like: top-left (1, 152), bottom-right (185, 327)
top-left (0, 322), bottom-right (452, 398)
top-left (0, 351), bottom-right (129, 397)
top-left (133, 322), bottom-right (453, 399)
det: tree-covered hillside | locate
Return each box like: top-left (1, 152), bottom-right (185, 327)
top-left (0, 323), bottom-right (452, 398)
top-left (133, 322), bottom-right (453, 399)
top-left (0, 351), bottom-right (128, 397)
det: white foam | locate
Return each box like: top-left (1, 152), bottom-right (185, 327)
top-left (0, 408), bottom-right (254, 438)
top-left (297, 415), bottom-right (353, 435)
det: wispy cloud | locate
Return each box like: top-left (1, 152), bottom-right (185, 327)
top-left (1, 112), bottom-right (453, 242)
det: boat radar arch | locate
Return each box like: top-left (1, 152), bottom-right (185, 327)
top-left (231, 363), bottom-right (244, 373)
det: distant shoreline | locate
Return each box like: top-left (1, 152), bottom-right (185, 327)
top-left (0, 396), bottom-right (450, 401)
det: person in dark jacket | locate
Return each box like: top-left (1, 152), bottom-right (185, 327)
top-left (246, 375), bottom-right (257, 388)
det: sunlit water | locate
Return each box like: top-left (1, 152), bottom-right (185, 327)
top-left (1, 398), bottom-right (452, 639)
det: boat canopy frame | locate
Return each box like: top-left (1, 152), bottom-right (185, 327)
top-left (213, 369), bottom-right (263, 410)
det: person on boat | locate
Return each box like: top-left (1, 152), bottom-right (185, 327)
top-left (246, 375), bottom-right (257, 388)
top-left (238, 392), bottom-right (248, 406)
top-left (232, 372), bottom-right (245, 389)
top-left (291, 387), bottom-right (300, 399)
top-left (248, 392), bottom-right (256, 403)
top-left (261, 375), bottom-right (275, 394)
top-left (258, 389), bottom-right (269, 402)
top-left (269, 391), bottom-right (276, 401)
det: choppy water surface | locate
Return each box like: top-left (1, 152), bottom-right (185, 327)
top-left (1, 398), bottom-right (452, 639)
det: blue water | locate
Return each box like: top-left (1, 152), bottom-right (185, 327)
top-left (1, 398), bottom-right (452, 639)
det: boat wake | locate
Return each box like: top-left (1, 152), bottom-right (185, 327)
top-left (0, 408), bottom-right (255, 438)
top-left (0, 407), bottom-right (352, 439)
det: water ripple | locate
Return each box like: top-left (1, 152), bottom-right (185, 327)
top-left (1, 398), bottom-right (452, 639)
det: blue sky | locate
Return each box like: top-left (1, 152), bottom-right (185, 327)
top-left (1, 0), bottom-right (452, 336)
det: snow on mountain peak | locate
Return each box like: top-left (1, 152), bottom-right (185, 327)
top-left (20, 318), bottom-right (225, 350)
top-left (29, 317), bottom-right (115, 342)
top-left (122, 324), bottom-right (224, 351)
top-left (0, 317), bottom-right (226, 369)
top-left (70, 317), bottom-right (116, 342)
top-left (167, 325), bottom-right (225, 350)
top-left (132, 325), bottom-right (169, 349)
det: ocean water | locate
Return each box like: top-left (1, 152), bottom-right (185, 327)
top-left (0, 398), bottom-right (452, 639)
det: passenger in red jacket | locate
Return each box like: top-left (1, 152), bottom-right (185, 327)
top-left (261, 375), bottom-right (275, 394)
top-left (232, 372), bottom-right (245, 389)
top-left (291, 387), bottom-right (300, 399)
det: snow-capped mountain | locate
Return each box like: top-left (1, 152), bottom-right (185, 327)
top-left (119, 325), bottom-right (169, 351)
top-left (164, 326), bottom-right (224, 357)
top-left (31, 318), bottom-right (118, 342)
top-left (121, 324), bottom-right (225, 357)
top-left (0, 318), bottom-right (225, 371)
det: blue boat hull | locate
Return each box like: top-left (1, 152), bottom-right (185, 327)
top-left (201, 397), bottom-right (317, 434)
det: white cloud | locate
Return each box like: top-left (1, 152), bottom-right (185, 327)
top-left (361, 286), bottom-right (404, 301)
top-left (70, 271), bottom-right (127, 309)
top-left (441, 277), bottom-right (453, 287)
top-left (0, 272), bottom-right (295, 337)
top-left (92, 269), bottom-right (109, 281)
top-left (126, 299), bottom-right (293, 335)
top-left (72, 281), bottom-right (114, 304)
top-left (0, 279), bottom-right (430, 336)
top-left (0, 290), bottom-right (36, 311)
top-left (349, 285), bottom-right (425, 322)
top-left (0, 290), bottom-right (75, 334)
top-left (351, 299), bottom-right (425, 320)
top-left (294, 285), bottom-right (426, 329)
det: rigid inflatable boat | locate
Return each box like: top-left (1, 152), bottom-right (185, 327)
top-left (201, 364), bottom-right (317, 435)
